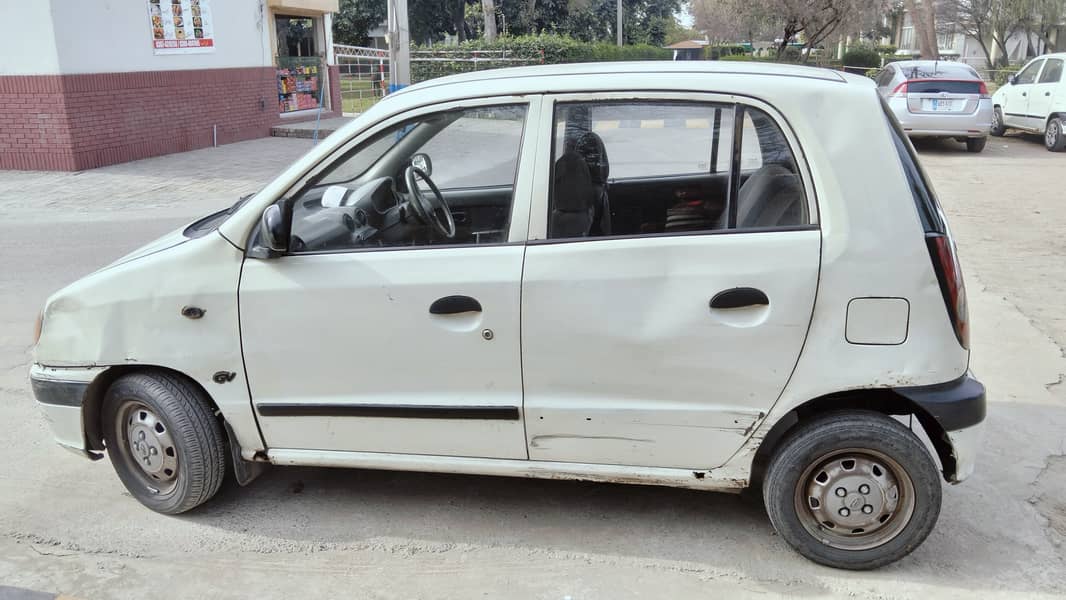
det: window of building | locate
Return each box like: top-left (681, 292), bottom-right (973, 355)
top-left (276, 15), bottom-right (323, 113)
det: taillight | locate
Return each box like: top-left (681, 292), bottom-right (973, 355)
top-left (890, 82), bottom-right (908, 97)
top-left (978, 81), bottom-right (990, 99)
top-left (926, 233), bottom-right (969, 349)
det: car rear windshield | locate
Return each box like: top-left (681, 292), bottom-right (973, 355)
top-left (880, 98), bottom-right (946, 234)
top-left (907, 80), bottom-right (981, 94)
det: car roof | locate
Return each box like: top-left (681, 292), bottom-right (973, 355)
top-left (390, 61), bottom-right (854, 100)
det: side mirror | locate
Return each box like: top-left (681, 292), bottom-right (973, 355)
top-left (1008, 74), bottom-right (1017, 86)
top-left (258, 204), bottom-right (286, 254)
top-left (410, 153), bottom-right (432, 176)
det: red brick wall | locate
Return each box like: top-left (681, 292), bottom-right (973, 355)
top-left (1, 66), bottom-right (291, 171)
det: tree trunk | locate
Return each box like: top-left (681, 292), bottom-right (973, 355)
top-left (453, 0), bottom-right (466, 42)
top-left (481, 0), bottom-right (497, 41)
top-left (904, 0), bottom-right (938, 60)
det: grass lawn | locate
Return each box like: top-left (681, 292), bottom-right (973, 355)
top-left (340, 77), bottom-right (386, 114)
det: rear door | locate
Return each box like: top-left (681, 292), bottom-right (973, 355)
top-left (1030, 58), bottom-right (1063, 125)
top-left (520, 94), bottom-right (820, 469)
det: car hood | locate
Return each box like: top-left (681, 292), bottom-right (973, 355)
top-left (97, 225), bottom-right (191, 273)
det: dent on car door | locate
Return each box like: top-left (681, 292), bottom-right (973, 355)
top-left (238, 99), bottom-right (539, 459)
top-left (521, 97), bottom-right (820, 470)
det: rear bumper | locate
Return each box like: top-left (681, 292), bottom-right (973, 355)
top-left (897, 374), bottom-right (986, 483)
top-left (888, 97), bottom-right (993, 137)
top-left (29, 364), bottom-right (101, 459)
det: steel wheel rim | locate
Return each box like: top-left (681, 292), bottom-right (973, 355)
top-left (116, 400), bottom-right (179, 494)
top-left (793, 448), bottom-right (916, 551)
top-left (1047, 122), bottom-right (1059, 147)
top-left (992, 110), bottom-right (1001, 130)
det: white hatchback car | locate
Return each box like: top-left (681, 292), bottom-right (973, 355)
top-left (31, 62), bottom-right (985, 570)
top-left (991, 52), bottom-right (1066, 151)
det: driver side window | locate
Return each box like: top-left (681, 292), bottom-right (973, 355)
top-left (1016, 60), bottom-right (1043, 85)
top-left (287, 104), bottom-right (528, 254)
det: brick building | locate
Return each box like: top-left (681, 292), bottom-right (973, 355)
top-left (0, 0), bottom-right (340, 171)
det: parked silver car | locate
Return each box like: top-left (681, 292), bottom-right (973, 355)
top-left (876, 61), bottom-right (993, 152)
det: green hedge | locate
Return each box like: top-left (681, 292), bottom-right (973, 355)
top-left (425, 34), bottom-right (671, 63)
top-left (841, 47), bottom-right (882, 69)
top-left (411, 34), bottom-right (672, 82)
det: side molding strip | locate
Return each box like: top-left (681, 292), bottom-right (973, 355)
top-left (256, 403), bottom-right (521, 420)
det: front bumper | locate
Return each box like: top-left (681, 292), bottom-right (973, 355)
top-left (897, 374), bottom-right (986, 483)
top-left (29, 364), bottom-right (102, 458)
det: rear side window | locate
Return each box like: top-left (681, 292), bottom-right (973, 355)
top-left (547, 100), bottom-right (808, 240)
top-left (1039, 59), bottom-right (1064, 84)
top-left (881, 98), bottom-right (945, 234)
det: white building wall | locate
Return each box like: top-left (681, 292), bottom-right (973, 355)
top-left (50, 0), bottom-right (273, 74)
top-left (0, 0), bottom-right (61, 75)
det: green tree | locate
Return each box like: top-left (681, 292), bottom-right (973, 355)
top-left (332, 0), bottom-right (387, 46)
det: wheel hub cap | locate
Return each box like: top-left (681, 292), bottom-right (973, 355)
top-left (124, 405), bottom-right (178, 484)
top-left (807, 457), bottom-right (899, 534)
top-left (1047, 123), bottom-right (1059, 147)
top-left (794, 449), bottom-right (916, 551)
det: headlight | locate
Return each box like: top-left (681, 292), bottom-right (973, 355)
top-left (33, 311), bottom-right (43, 345)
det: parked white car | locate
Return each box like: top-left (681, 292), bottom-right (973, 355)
top-left (876, 60), bottom-right (993, 152)
top-left (31, 62), bottom-right (985, 570)
top-left (991, 52), bottom-right (1066, 151)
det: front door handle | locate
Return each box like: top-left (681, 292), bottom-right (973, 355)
top-left (710, 287), bottom-right (769, 310)
top-left (430, 295), bottom-right (482, 315)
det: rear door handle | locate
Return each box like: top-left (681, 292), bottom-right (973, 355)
top-left (710, 287), bottom-right (769, 310)
top-left (430, 295), bottom-right (482, 315)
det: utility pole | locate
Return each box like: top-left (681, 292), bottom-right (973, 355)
top-left (387, 0), bottom-right (411, 91)
top-left (616, 0), bottom-right (623, 47)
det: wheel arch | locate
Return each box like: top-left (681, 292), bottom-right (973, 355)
top-left (750, 389), bottom-right (956, 487)
top-left (82, 365), bottom-right (226, 455)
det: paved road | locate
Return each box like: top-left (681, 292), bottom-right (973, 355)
top-left (1, 133), bottom-right (1065, 599)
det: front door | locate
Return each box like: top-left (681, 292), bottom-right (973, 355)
top-left (240, 99), bottom-right (539, 459)
top-left (1003, 58), bottom-right (1044, 129)
top-left (521, 95), bottom-right (820, 469)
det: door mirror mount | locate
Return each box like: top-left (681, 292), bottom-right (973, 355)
top-left (249, 204), bottom-right (286, 259)
top-left (1008, 74), bottom-right (1017, 86)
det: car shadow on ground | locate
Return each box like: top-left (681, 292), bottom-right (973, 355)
top-left (912, 132), bottom-right (1046, 155)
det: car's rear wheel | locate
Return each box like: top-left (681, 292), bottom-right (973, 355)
top-left (102, 371), bottom-right (226, 514)
top-left (763, 411), bottom-right (941, 570)
top-left (966, 137), bottom-right (987, 153)
top-left (1046, 117), bottom-right (1066, 152)
top-left (990, 107), bottom-right (1006, 137)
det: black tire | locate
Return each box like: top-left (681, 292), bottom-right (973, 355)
top-left (763, 411), bottom-right (941, 570)
top-left (965, 137), bottom-right (987, 153)
top-left (1046, 117), bottom-right (1066, 152)
top-left (102, 371), bottom-right (226, 514)
top-left (990, 107), bottom-right (1006, 137)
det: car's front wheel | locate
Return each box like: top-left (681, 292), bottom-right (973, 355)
top-left (763, 411), bottom-right (942, 570)
top-left (990, 107), bottom-right (1006, 137)
top-left (1046, 117), bottom-right (1066, 152)
top-left (102, 371), bottom-right (227, 514)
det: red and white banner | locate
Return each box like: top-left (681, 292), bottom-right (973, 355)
top-left (148, 0), bottom-right (215, 55)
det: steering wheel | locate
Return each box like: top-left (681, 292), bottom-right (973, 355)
top-left (404, 166), bottom-right (455, 239)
